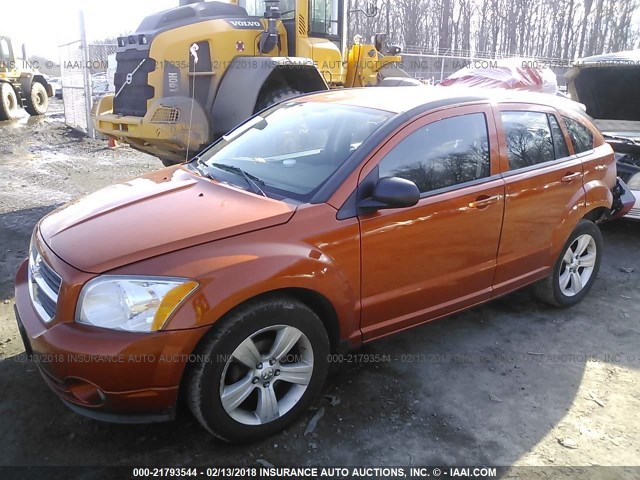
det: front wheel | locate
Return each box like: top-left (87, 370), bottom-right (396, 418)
top-left (255, 87), bottom-right (303, 112)
top-left (534, 219), bottom-right (603, 308)
top-left (0, 83), bottom-right (20, 120)
top-left (24, 82), bottom-right (49, 116)
top-left (187, 296), bottom-right (330, 442)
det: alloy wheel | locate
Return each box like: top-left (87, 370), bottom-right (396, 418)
top-left (219, 325), bottom-right (314, 425)
top-left (558, 233), bottom-right (597, 297)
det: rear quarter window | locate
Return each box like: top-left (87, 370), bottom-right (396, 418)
top-left (562, 116), bottom-right (594, 153)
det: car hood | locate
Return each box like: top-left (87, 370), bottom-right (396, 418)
top-left (566, 50), bottom-right (640, 127)
top-left (39, 167), bottom-right (295, 273)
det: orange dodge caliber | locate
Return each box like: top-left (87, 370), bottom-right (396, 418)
top-left (14, 87), bottom-right (634, 442)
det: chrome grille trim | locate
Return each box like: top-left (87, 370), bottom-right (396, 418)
top-left (28, 240), bottom-right (61, 323)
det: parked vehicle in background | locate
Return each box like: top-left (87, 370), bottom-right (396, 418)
top-left (47, 76), bottom-right (63, 99)
top-left (566, 49), bottom-right (640, 219)
top-left (0, 35), bottom-right (54, 119)
top-left (14, 87), bottom-right (633, 442)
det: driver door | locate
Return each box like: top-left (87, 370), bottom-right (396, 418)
top-left (358, 105), bottom-right (505, 341)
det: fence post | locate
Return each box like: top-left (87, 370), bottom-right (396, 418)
top-left (79, 10), bottom-right (95, 138)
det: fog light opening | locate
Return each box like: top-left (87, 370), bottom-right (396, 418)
top-left (64, 377), bottom-right (106, 406)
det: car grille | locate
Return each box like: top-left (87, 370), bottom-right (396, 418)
top-left (629, 206), bottom-right (640, 218)
top-left (113, 48), bottom-right (155, 117)
top-left (28, 241), bottom-right (62, 323)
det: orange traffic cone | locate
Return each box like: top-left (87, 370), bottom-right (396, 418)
top-left (108, 136), bottom-right (119, 149)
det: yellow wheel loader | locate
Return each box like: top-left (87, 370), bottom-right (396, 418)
top-left (0, 36), bottom-right (54, 120)
top-left (94, 0), bottom-right (418, 165)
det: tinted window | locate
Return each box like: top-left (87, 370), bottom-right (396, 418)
top-left (548, 114), bottom-right (570, 159)
top-left (379, 113), bottom-right (490, 194)
top-left (563, 116), bottom-right (594, 153)
top-left (501, 111), bottom-right (554, 169)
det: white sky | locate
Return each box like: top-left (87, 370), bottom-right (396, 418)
top-left (5, 0), bottom-right (639, 59)
top-left (3, 0), bottom-right (177, 58)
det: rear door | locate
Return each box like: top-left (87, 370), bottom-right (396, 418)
top-left (358, 105), bottom-right (505, 341)
top-left (492, 104), bottom-right (585, 296)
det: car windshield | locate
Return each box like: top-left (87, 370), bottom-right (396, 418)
top-left (197, 101), bottom-right (392, 200)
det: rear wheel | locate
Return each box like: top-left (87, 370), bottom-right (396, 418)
top-left (534, 220), bottom-right (603, 308)
top-left (255, 87), bottom-right (302, 112)
top-left (187, 296), bottom-right (329, 442)
top-left (0, 83), bottom-right (20, 120)
top-left (24, 81), bottom-right (49, 116)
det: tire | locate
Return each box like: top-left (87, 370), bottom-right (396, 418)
top-left (255, 87), bottom-right (303, 112)
top-left (186, 295), bottom-right (330, 442)
top-left (534, 219), bottom-right (603, 308)
top-left (24, 81), bottom-right (49, 116)
top-left (0, 83), bottom-right (20, 121)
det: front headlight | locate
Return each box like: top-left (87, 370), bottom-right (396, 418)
top-left (77, 276), bottom-right (199, 333)
top-left (627, 172), bottom-right (640, 190)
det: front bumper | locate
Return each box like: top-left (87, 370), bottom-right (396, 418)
top-left (14, 260), bottom-right (209, 423)
top-left (94, 94), bottom-right (210, 162)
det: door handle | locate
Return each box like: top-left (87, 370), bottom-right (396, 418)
top-left (561, 172), bottom-right (582, 183)
top-left (468, 194), bottom-right (501, 209)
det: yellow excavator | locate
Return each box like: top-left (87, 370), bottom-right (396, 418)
top-left (94, 0), bottom-right (418, 165)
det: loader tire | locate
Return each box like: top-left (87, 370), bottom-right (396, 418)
top-left (0, 83), bottom-right (20, 121)
top-left (24, 82), bottom-right (49, 116)
top-left (255, 87), bottom-right (302, 112)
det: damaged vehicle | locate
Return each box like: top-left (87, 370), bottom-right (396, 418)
top-left (14, 87), bottom-right (634, 442)
top-left (567, 49), bottom-right (640, 219)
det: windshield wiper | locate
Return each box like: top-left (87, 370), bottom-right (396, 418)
top-left (208, 162), bottom-right (268, 197)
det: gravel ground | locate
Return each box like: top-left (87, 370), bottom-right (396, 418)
top-left (0, 100), bottom-right (639, 473)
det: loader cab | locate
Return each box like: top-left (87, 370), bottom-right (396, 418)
top-left (239, 0), bottom-right (346, 84)
top-left (0, 36), bottom-right (15, 72)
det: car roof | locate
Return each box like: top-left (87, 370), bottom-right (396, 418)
top-left (297, 85), bottom-right (586, 116)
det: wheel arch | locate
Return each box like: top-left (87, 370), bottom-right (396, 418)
top-left (583, 206), bottom-right (610, 224)
top-left (195, 287), bottom-right (343, 354)
top-left (210, 56), bottom-right (328, 138)
top-left (176, 286), bottom-right (344, 412)
top-left (256, 66), bottom-right (328, 103)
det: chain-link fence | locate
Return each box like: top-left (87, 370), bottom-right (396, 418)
top-left (58, 12), bottom-right (117, 136)
top-left (400, 46), bottom-right (573, 86)
top-left (59, 40), bottom-right (89, 133)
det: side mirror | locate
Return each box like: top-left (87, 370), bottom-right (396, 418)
top-left (359, 176), bottom-right (420, 211)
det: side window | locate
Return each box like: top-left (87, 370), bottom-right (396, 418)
top-left (0, 38), bottom-right (10, 61)
top-left (563, 116), bottom-right (594, 154)
top-left (501, 111), bottom-right (554, 169)
top-left (309, 0), bottom-right (339, 37)
top-left (379, 113), bottom-right (491, 194)
top-left (548, 114), bottom-right (570, 159)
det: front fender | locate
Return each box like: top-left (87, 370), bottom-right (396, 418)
top-left (109, 208), bottom-right (361, 345)
top-left (210, 56), bottom-right (327, 138)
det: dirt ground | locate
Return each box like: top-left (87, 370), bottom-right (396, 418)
top-left (1, 101), bottom-right (639, 472)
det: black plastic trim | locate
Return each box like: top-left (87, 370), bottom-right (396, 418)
top-left (61, 399), bottom-right (175, 424)
top-left (500, 155), bottom-right (578, 178)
